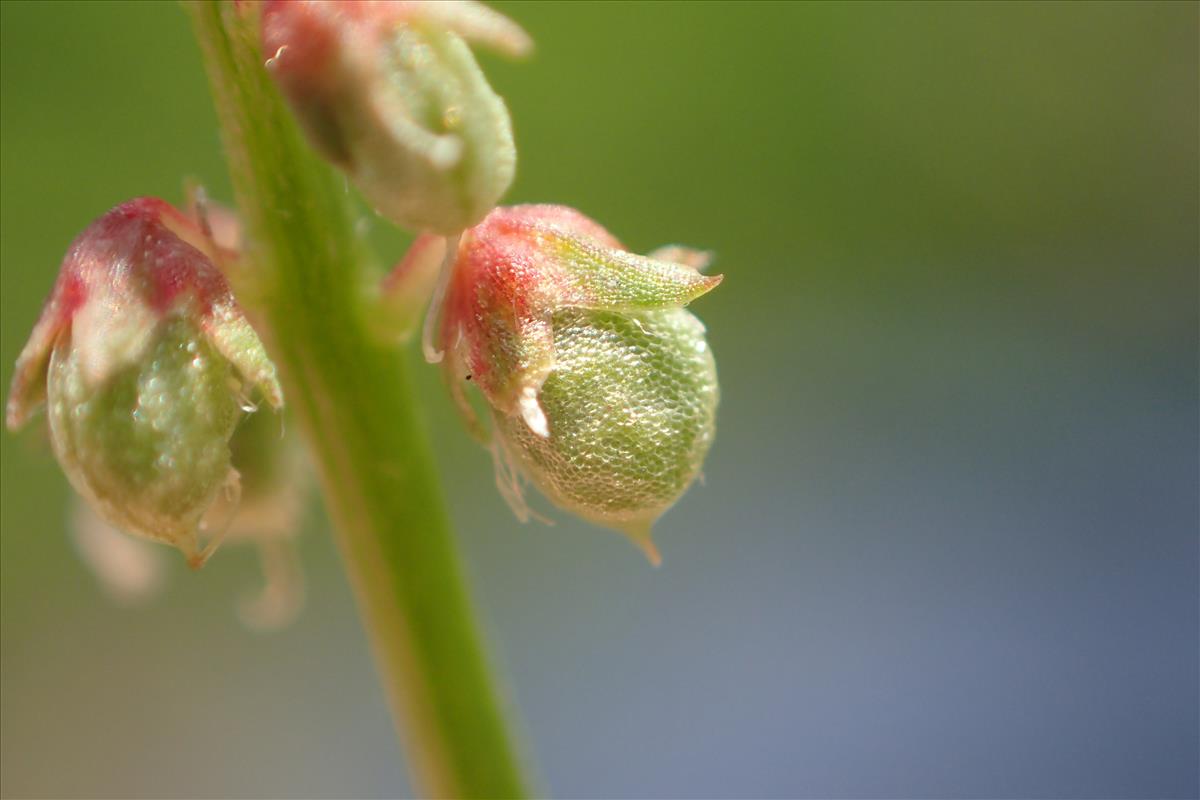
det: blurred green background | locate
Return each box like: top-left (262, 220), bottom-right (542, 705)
top-left (2, 1), bottom-right (1196, 797)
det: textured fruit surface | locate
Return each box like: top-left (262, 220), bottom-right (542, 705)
top-left (432, 204), bottom-right (721, 557)
top-left (47, 316), bottom-right (240, 549)
top-left (494, 306), bottom-right (718, 532)
top-left (440, 205), bottom-right (720, 426)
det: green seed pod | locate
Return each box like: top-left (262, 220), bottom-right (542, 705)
top-left (6, 198), bottom-right (283, 566)
top-left (430, 205), bottom-right (721, 562)
top-left (47, 316), bottom-right (242, 560)
top-left (492, 307), bottom-right (718, 562)
top-left (68, 389), bottom-right (310, 629)
top-left (261, 0), bottom-right (531, 234)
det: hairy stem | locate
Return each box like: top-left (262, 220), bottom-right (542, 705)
top-left (188, 3), bottom-right (529, 796)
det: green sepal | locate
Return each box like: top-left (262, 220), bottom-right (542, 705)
top-left (542, 228), bottom-right (723, 311)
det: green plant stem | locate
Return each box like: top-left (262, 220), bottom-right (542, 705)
top-left (188, 4), bottom-right (529, 797)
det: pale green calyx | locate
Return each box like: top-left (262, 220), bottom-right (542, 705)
top-left (262, 0), bottom-right (530, 234)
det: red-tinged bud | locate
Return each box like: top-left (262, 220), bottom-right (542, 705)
top-left (428, 205), bottom-right (721, 562)
top-left (262, 0), bottom-right (530, 234)
top-left (6, 198), bottom-right (283, 566)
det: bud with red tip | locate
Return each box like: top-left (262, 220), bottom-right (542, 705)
top-left (425, 205), bottom-right (721, 562)
top-left (261, 0), bottom-right (531, 234)
top-left (6, 198), bottom-right (283, 566)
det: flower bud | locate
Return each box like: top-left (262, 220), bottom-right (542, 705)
top-left (433, 205), bottom-right (721, 562)
top-left (261, 0), bottom-right (531, 234)
top-left (6, 198), bottom-right (283, 566)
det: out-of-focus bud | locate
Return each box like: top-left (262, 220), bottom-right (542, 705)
top-left (6, 198), bottom-right (283, 567)
top-left (71, 499), bottom-right (168, 606)
top-left (261, 0), bottom-right (531, 234)
top-left (223, 398), bottom-right (309, 630)
top-left (371, 232), bottom-right (451, 344)
top-left (430, 205), bottom-right (721, 563)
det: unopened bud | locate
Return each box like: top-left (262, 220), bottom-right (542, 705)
top-left (431, 205), bottom-right (721, 562)
top-left (262, 0), bottom-right (530, 234)
top-left (6, 198), bottom-right (283, 566)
